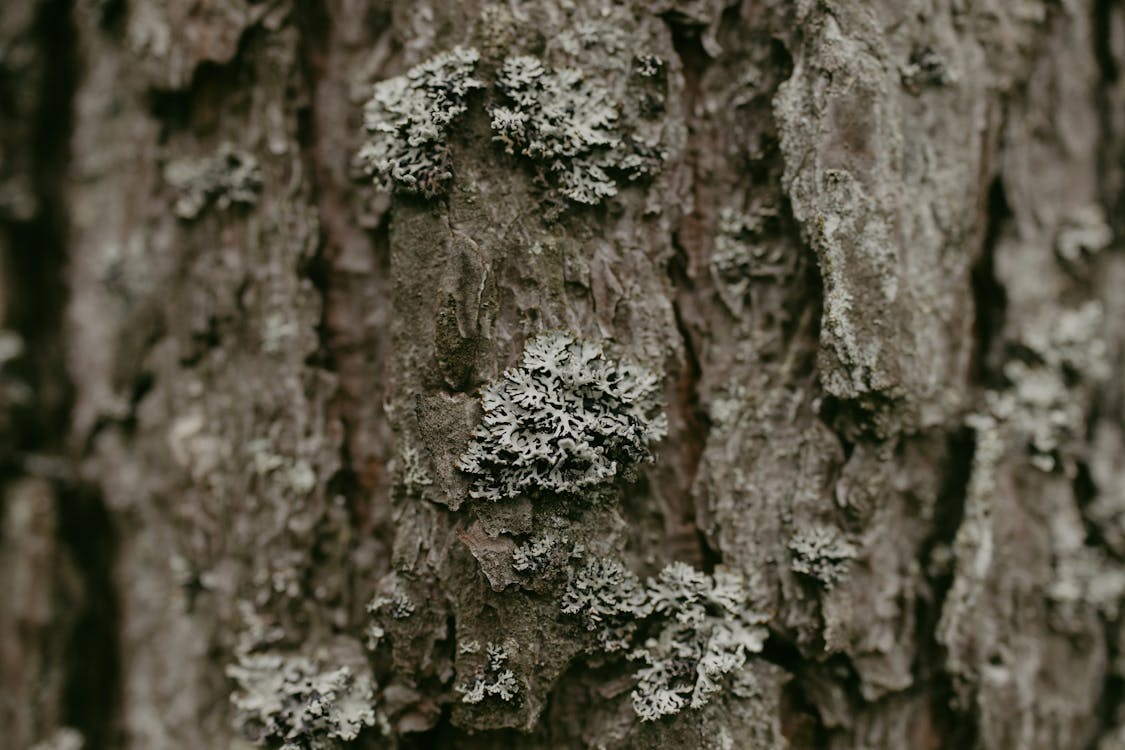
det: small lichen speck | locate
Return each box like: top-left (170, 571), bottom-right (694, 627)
top-left (398, 442), bottom-right (434, 496)
top-left (357, 46), bottom-right (483, 198)
top-left (456, 643), bottom-right (520, 704)
top-left (512, 532), bottom-right (570, 574)
top-left (788, 525), bottom-right (859, 588)
top-left (634, 54), bottom-right (664, 78)
top-left (458, 331), bottom-right (666, 502)
top-left (227, 653), bottom-right (376, 750)
top-left (164, 143), bottom-right (262, 220)
top-left (367, 591), bottom-right (416, 620)
top-left (29, 728), bottom-right (84, 750)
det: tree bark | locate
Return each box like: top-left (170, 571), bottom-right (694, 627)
top-left (2, 0), bottom-right (1124, 748)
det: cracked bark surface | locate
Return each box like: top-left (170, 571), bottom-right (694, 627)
top-left (2, 0), bottom-right (1125, 748)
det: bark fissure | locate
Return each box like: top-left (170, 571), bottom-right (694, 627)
top-left (294, 0), bottom-right (393, 544)
top-left (2, 0), bottom-right (123, 747)
top-left (662, 13), bottom-right (720, 572)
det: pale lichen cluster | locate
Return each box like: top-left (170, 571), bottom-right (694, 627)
top-left (491, 56), bottom-right (658, 204)
top-left (981, 301), bottom-right (1108, 472)
top-left (456, 643), bottom-right (520, 704)
top-left (511, 531), bottom-right (572, 574)
top-left (359, 47), bottom-right (662, 204)
top-left (788, 525), bottom-right (859, 588)
top-left (561, 557), bottom-right (769, 722)
top-left (358, 46), bottom-right (484, 197)
top-left (632, 563), bottom-right (769, 722)
top-left (227, 653), bottom-right (376, 750)
top-left (458, 331), bottom-right (666, 502)
top-left (562, 555), bottom-right (651, 652)
top-left (164, 142), bottom-right (262, 220)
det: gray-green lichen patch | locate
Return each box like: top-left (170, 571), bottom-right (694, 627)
top-left (562, 555), bottom-right (651, 653)
top-left (1047, 527), bottom-right (1125, 633)
top-left (358, 46), bottom-right (483, 198)
top-left (490, 56), bottom-right (663, 205)
top-left (632, 563), bottom-right (768, 722)
top-left (555, 550), bottom-right (770, 723)
top-left (980, 301), bottom-right (1108, 472)
top-left (163, 143), bottom-right (262, 220)
top-left (458, 331), bottom-right (666, 503)
top-left (788, 525), bottom-right (859, 588)
top-left (395, 441), bottom-right (434, 498)
top-left (709, 204), bottom-right (792, 313)
top-left (512, 531), bottom-right (574, 575)
top-left (227, 652), bottom-right (376, 750)
top-left (455, 642), bottom-right (520, 704)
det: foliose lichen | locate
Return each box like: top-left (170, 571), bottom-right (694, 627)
top-left (164, 143), bottom-right (262, 220)
top-left (227, 653), bottom-right (376, 750)
top-left (458, 331), bottom-right (666, 502)
top-left (368, 590), bottom-right (416, 621)
top-left (357, 46), bottom-right (483, 198)
top-left (562, 555), bottom-right (652, 652)
top-left (397, 442), bottom-right (434, 497)
top-left (630, 563), bottom-right (768, 722)
top-left (512, 531), bottom-right (572, 574)
top-left (788, 525), bottom-right (859, 588)
top-left (490, 56), bottom-right (661, 205)
top-left (456, 643), bottom-right (520, 704)
top-left (982, 302), bottom-right (1108, 471)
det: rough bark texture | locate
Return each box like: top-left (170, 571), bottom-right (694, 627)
top-left (2, 0), bottom-right (1124, 748)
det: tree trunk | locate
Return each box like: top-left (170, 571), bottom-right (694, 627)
top-left (2, 0), bottom-right (1124, 748)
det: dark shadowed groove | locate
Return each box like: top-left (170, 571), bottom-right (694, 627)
top-left (911, 427), bottom-right (978, 750)
top-left (1093, 0), bottom-right (1124, 243)
top-left (661, 13), bottom-right (720, 573)
top-left (293, 0), bottom-right (396, 597)
top-left (57, 481), bottom-right (121, 750)
top-left (41, 0), bottom-right (124, 745)
top-left (969, 178), bottom-right (1010, 387)
top-left (0, 0), bottom-right (124, 747)
top-left (1089, 6), bottom-right (1125, 744)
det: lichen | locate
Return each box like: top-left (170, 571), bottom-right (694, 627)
top-left (365, 580), bottom-right (417, 650)
top-left (227, 653), bottom-right (376, 750)
top-left (1048, 525), bottom-right (1125, 632)
top-left (456, 643), bottom-right (520, 704)
top-left (562, 556), bottom-right (651, 652)
top-left (458, 331), bottom-right (666, 502)
top-left (788, 525), bottom-right (859, 588)
top-left (982, 302), bottom-right (1108, 471)
top-left (164, 142), bottom-right (262, 220)
top-left (357, 46), bottom-right (483, 197)
top-left (709, 205), bottom-right (789, 311)
top-left (512, 532), bottom-right (570, 574)
top-left (1055, 205), bottom-right (1112, 267)
top-left (900, 46), bottom-right (955, 93)
top-left (489, 56), bottom-right (661, 205)
top-left (397, 442), bottom-right (433, 497)
top-left (631, 563), bottom-right (769, 722)
top-left (29, 728), bottom-right (84, 750)
top-left (368, 591), bottom-right (416, 620)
